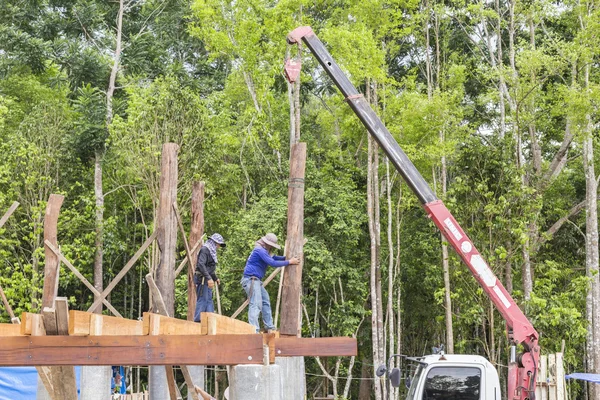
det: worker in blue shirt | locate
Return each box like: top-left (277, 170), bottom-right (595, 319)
top-left (241, 233), bottom-right (299, 332)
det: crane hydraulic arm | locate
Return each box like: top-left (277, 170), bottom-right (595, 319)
top-left (284, 26), bottom-right (540, 400)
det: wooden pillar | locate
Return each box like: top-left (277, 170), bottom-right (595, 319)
top-left (156, 143), bottom-right (179, 317)
top-left (187, 182), bottom-right (205, 321)
top-left (280, 143), bottom-right (307, 336)
top-left (42, 194), bottom-right (64, 309)
top-left (39, 194), bottom-right (78, 400)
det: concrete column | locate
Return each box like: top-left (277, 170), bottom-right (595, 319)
top-left (149, 367), bottom-right (169, 400)
top-left (229, 364), bottom-right (282, 400)
top-left (80, 366), bottom-right (112, 400)
top-left (275, 356), bottom-right (306, 400)
top-left (187, 365), bottom-right (205, 400)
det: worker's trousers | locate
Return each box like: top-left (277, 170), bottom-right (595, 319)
top-left (241, 276), bottom-right (276, 332)
top-left (194, 276), bottom-right (214, 322)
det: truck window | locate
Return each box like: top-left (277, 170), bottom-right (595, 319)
top-left (422, 366), bottom-right (481, 400)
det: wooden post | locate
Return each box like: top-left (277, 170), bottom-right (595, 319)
top-left (188, 182), bottom-right (205, 321)
top-left (155, 143), bottom-right (179, 316)
top-left (280, 143), bottom-right (307, 336)
top-left (556, 353), bottom-right (565, 400)
top-left (42, 194), bottom-right (64, 309)
top-left (549, 353), bottom-right (557, 400)
top-left (39, 194), bottom-right (77, 400)
top-left (0, 201), bottom-right (19, 230)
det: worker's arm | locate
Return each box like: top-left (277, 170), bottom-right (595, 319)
top-left (273, 255), bottom-right (286, 261)
top-left (257, 248), bottom-right (289, 268)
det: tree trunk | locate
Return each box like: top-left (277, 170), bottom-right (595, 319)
top-left (92, 150), bottom-right (104, 314)
top-left (367, 80), bottom-right (383, 400)
top-left (583, 59), bottom-right (600, 399)
top-left (93, 0), bottom-right (124, 314)
top-left (385, 159), bottom-right (396, 400)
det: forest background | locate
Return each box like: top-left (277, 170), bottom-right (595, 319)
top-left (1, 0), bottom-right (599, 399)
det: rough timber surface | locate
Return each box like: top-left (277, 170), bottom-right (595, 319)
top-left (0, 334), bottom-right (264, 366)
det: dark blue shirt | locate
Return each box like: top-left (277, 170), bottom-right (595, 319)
top-left (243, 246), bottom-right (289, 279)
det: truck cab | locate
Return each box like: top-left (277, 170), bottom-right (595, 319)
top-left (404, 354), bottom-right (501, 400)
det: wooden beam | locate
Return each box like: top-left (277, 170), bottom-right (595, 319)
top-left (187, 182), bottom-right (205, 321)
top-left (0, 323), bottom-right (23, 336)
top-left (143, 313), bottom-right (203, 336)
top-left (0, 283), bottom-right (19, 323)
top-left (31, 313), bottom-right (46, 336)
top-left (156, 142), bottom-right (179, 316)
top-left (200, 313), bottom-right (255, 335)
top-left (0, 334), bottom-right (358, 365)
top-left (20, 312), bottom-right (33, 335)
top-left (274, 337), bottom-right (357, 357)
top-left (69, 310), bottom-right (147, 336)
top-left (230, 268), bottom-right (282, 319)
top-left (90, 313), bottom-right (146, 336)
top-left (173, 202), bottom-right (197, 323)
top-left (145, 274), bottom-right (169, 316)
top-left (55, 297), bottom-right (69, 335)
top-left (42, 194), bottom-right (64, 309)
top-left (175, 238), bottom-right (203, 277)
top-left (42, 307), bottom-right (58, 335)
top-left (0, 201), bottom-right (19, 230)
top-left (45, 240), bottom-right (122, 317)
top-left (280, 143), bottom-right (306, 336)
top-left (87, 230), bottom-right (157, 313)
top-left (0, 335), bottom-right (264, 366)
top-left (69, 310), bottom-right (92, 336)
top-left (165, 366), bottom-right (179, 400)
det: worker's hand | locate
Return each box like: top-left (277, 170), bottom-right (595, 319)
top-left (216, 279), bottom-right (221, 285)
top-left (207, 279), bottom-right (215, 289)
top-left (288, 257), bottom-right (300, 265)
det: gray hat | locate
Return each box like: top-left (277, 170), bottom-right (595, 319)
top-left (262, 233), bottom-right (281, 249)
top-left (210, 233), bottom-right (226, 247)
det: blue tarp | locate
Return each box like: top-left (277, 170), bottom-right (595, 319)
top-left (566, 373), bottom-right (600, 384)
top-left (0, 367), bottom-right (82, 400)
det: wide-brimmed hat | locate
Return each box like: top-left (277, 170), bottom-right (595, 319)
top-left (262, 233), bottom-right (281, 249)
top-left (210, 233), bottom-right (226, 247)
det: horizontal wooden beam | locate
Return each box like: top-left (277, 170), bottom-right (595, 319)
top-left (0, 335), bottom-right (264, 366)
top-left (274, 337), bottom-right (357, 358)
top-left (200, 312), bottom-right (255, 335)
top-left (0, 323), bottom-right (23, 336)
top-left (144, 313), bottom-right (203, 336)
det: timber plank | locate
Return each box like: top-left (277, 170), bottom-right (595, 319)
top-left (143, 313), bottom-right (203, 336)
top-left (274, 337), bottom-right (357, 357)
top-left (55, 297), bottom-right (69, 335)
top-left (68, 310), bottom-right (91, 336)
top-left (20, 312), bottom-right (33, 335)
top-left (200, 313), bottom-right (255, 335)
top-left (0, 334), bottom-right (264, 366)
top-left (90, 313), bottom-right (146, 336)
top-left (42, 307), bottom-right (58, 335)
top-left (0, 323), bottom-right (23, 336)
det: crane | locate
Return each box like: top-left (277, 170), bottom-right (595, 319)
top-left (284, 26), bottom-right (539, 400)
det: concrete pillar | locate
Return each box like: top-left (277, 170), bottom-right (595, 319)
top-left (149, 367), bottom-right (169, 400)
top-left (275, 356), bottom-right (306, 400)
top-left (187, 365), bottom-right (205, 400)
top-left (229, 364), bottom-right (282, 400)
top-left (80, 366), bottom-right (112, 400)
